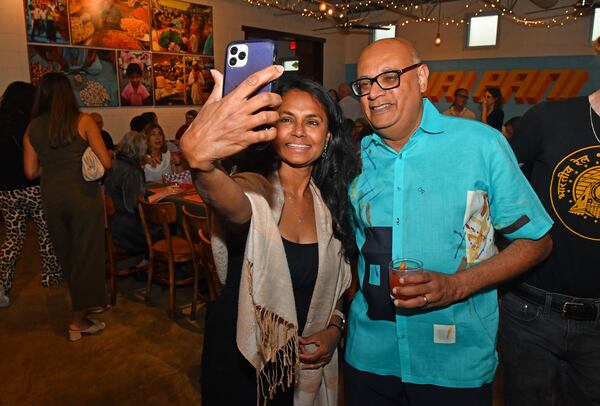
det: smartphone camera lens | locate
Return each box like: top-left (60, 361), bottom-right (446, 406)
top-left (230, 46), bottom-right (238, 55)
top-left (229, 57), bottom-right (237, 66)
top-left (238, 51), bottom-right (246, 60)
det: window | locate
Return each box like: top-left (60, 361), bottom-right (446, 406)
top-left (371, 25), bottom-right (396, 43)
top-left (592, 7), bottom-right (600, 42)
top-left (466, 14), bottom-right (499, 47)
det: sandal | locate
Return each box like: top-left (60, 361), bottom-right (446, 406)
top-left (68, 319), bottom-right (106, 341)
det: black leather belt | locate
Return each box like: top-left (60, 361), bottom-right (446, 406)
top-left (514, 285), bottom-right (599, 321)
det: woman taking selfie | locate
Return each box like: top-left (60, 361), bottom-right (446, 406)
top-left (181, 66), bottom-right (358, 405)
top-left (23, 72), bottom-right (112, 341)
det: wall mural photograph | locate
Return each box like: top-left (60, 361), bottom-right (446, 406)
top-left (68, 0), bottom-right (151, 50)
top-left (150, 0), bottom-right (213, 55)
top-left (25, 0), bottom-right (214, 108)
top-left (152, 53), bottom-right (185, 105)
top-left (118, 50), bottom-right (153, 106)
top-left (28, 45), bottom-right (119, 107)
top-left (24, 0), bottom-right (70, 44)
top-left (183, 56), bottom-right (214, 105)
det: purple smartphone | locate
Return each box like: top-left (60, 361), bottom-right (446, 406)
top-left (222, 39), bottom-right (276, 96)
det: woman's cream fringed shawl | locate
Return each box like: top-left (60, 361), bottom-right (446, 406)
top-left (211, 172), bottom-right (351, 405)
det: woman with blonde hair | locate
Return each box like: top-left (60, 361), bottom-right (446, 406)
top-left (23, 72), bottom-right (112, 341)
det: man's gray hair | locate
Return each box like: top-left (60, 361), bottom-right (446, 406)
top-left (117, 131), bottom-right (147, 163)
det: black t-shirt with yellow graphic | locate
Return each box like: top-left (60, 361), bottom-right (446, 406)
top-left (510, 96), bottom-right (600, 298)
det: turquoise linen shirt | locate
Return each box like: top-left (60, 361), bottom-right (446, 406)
top-left (346, 98), bottom-right (553, 388)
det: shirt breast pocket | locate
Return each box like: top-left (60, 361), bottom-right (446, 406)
top-left (361, 227), bottom-right (395, 321)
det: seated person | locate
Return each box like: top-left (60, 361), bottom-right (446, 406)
top-left (143, 123), bottom-right (172, 182)
top-left (104, 131), bottom-right (148, 255)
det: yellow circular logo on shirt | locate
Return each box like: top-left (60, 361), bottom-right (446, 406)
top-left (550, 146), bottom-right (600, 241)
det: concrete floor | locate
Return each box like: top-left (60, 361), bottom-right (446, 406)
top-left (0, 222), bottom-right (204, 405)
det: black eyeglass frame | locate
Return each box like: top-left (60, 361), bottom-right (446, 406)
top-left (350, 63), bottom-right (423, 97)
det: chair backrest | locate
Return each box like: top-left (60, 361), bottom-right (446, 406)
top-left (138, 198), bottom-right (178, 250)
top-left (182, 205), bottom-right (221, 298)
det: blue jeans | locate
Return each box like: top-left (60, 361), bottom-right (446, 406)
top-left (499, 287), bottom-right (600, 405)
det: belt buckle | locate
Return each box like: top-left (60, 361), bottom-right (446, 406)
top-left (562, 300), bottom-right (586, 319)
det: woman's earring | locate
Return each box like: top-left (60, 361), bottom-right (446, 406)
top-left (321, 142), bottom-right (329, 158)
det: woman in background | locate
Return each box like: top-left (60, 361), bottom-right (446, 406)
top-left (0, 81), bottom-right (62, 307)
top-left (23, 72), bottom-right (112, 341)
top-left (143, 123), bottom-right (181, 181)
top-left (104, 131), bottom-right (149, 256)
top-left (481, 87), bottom-right (504, 132)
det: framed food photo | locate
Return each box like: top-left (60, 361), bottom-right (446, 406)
top-left (153, 53), bottom-right (185, 105)
top-left (183, 56), bottom-right (214, 105)
top-left (68, 0), bottom-right (150, 50)
top-left (24, 0), bottom-right (70, 44)
top-left (118, 50), bottom-right (153, 106)
top-left (28, 45), bottom-right (119, 108)
top-left (151, 0), bottom-right (213, 56)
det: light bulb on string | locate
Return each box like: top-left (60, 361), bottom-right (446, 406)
top-left (434, 0), bottom-right (442, 47)
top-left (319, 2), bottom-right (328, 12)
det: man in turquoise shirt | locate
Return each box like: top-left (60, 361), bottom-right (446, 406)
top-left (344, 38), bottom-right (553, 405)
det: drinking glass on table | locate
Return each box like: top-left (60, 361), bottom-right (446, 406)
top-left (389, 258), bottom-right (423, 300)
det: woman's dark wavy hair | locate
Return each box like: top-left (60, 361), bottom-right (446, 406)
top-left (277, 79), bottom-right (360, 260)
top-left (0, 81), bottom-right (36, 142)
top-left (225, 79), bottom-right (360, 259)
top-left (486, 87), bottom-right (503, 111)
top-left (32, 72), bottom-right (80, 147)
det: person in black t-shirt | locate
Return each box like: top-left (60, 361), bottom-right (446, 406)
top-left (501, 87), bottom-right (600, 405)
top-left (90, 112), bottom-right (115, 152)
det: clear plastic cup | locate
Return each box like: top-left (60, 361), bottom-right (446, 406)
top-left (389, 258), bottom-right (423, 300)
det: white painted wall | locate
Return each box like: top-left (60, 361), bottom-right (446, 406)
top-left (1, 0), bottom-right (350, 142)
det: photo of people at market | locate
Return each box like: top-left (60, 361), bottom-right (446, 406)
top-left (118, 50), bottom-right (153, 106)
top-left (150, 0), bottom-right (213, 55)
top-left (24, 0), bottom-right (70, 44)
top-left (68, 0), bottom-right (150, 50)
top-left (27, 45), bottom-right (118, 107)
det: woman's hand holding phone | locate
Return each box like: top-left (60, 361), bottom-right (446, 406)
top-left (180, 64), bottom-right (284, 173)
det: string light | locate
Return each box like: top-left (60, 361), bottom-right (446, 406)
top-left (243, 0), bottom-right (585, 30)
top-left (434, 0), bottom-right (442, 47)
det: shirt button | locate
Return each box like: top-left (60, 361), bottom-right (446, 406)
top-left (398, 153), bottom-right (403, 159)
top-left (396, 186), bottom-right (401, 191)
top-left (395, 218), bottom-right (400, 225)
top-left (399, 334), bottom-right (405, 339)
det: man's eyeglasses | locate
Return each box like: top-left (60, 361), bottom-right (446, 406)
top-left (350, 63), bottom-right (422, 97)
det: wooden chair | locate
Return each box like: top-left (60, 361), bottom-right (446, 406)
top-left (138, 198), bottom-right (194, 318)
top-left (182, 205), bottom-right (222, 320)
top-left (104, 195), bottom-right (148, 306)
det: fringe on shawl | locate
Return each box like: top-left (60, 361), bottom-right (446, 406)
top-left (245, 261), bottom-right (300, 406)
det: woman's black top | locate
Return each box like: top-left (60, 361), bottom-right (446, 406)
top-left (486, 109), bottom-right (505, 132)
top-left (282, 237), bottom-right (318, 333)
top-left (0, 112), bottom-right (38, 190)
top-left (201, 229), bottom-right (319, 405)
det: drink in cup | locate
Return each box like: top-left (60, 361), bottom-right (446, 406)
top-left (389, 258), bottom-right (423, 300)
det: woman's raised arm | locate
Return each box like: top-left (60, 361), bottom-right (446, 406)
top-left (181, 65), bottom-right (283, 224)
